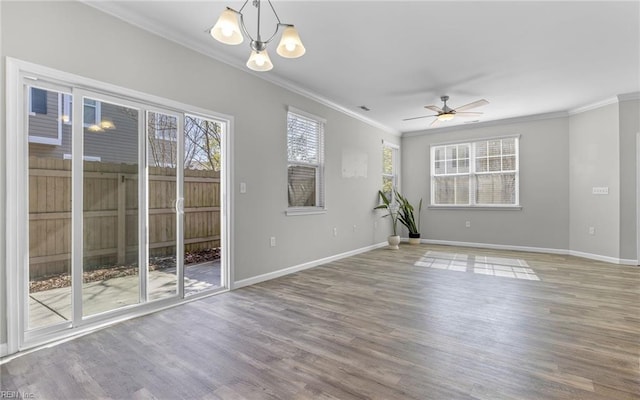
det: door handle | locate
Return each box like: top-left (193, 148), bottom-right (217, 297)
top-left (175, 198), bottom-right (184, 214)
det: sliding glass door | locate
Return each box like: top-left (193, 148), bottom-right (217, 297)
top-left (147, 110), bottom-right (182, 301)
top-left (81, 95), bottom-right (142, 317)
top-left (12, 66), bottom-right (229, 351)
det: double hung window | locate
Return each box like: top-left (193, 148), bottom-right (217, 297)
top-left (287, 108), bottom-right (325, 210)
top-left (431, 137), bottom-right (519, 207)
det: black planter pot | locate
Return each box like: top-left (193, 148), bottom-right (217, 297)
top-left (408, 232), bottom-right (421, 244)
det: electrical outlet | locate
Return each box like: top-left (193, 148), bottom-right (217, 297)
top-left (353, 224), bottom-right (357, 232)
top-left (588, 227), bottom-right (595, 235)
top-left (240, 182), bottom-right (247, 193)
top-left (270, 236), bottom-right (276, 247)
top-left (333, 228), bottom-right (338, 237)
top-left (465, 221), bottom-right (471, 228)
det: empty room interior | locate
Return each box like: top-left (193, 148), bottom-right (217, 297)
top-left (1, 1), bottom-right (640, 399)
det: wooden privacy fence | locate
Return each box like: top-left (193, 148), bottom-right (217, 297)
top-left (29, 157), bottom-right (220, 279)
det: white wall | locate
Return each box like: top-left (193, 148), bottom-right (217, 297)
top-left (569, 104), bottom-right (620, 259)
top-left (0, 1), bottom-right (398, 351)
top-left (618, 98), bottom-right (640, 261)
top-left (402, 116), bottom-right (570, 251)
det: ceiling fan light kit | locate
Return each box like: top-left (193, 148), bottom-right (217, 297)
top-left (210, 0), bottom-right (306, 72)
top-left (403, 95), bottom-right (489, 127)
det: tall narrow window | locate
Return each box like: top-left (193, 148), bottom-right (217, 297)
top-left (287, 108), bottom-right (325, 209)
top-left (382, 141), bottom-right (399, 199)
top-left (431, 136), bottom-right (519, 206)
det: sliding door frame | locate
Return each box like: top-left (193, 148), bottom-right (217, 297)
top-left (5, 57), bottom-right (234, 355)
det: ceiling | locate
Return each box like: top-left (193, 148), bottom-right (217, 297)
top-left (87, 1), bottom-right (640, 135)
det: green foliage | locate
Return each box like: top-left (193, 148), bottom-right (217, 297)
top-left (373, 190), bottom-right (399, 236)
top-left (394, 190), bottom-right (422, 235)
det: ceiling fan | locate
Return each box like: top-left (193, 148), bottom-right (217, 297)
top-left (403, 95), bottom-right (489, 127)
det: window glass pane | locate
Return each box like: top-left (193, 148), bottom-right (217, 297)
top-left (30, 88), bottom-right (48, 114)
top-left (502, 138), bottom-right (516, 155)
top-left (489, 156), bottom-right (502, 172)
top-left (287, 110), bottom-right (324, 208)
top-left (84, 99), bottom-right (97, 126)
top-left (502, 156), bottom-right (516, 171)
top-left (475, 173), bottom-right (516, 205)
top-left (455, 176), bottom-right (470, 204)
top-left (476, 158), bottom-right (488, 172)
top-left (433, 176), bottom-right (469, 205)
top-left (147, 112), bottom-right (178, 301)
top-left (476, 142), bottom-right (487, 157)
top-left (458, 158), bottom-right (469, 173)
top-left (458, 145), bottom-right (469, 159)
top-left (434, 161), bottom-right (445, 175)
top-left (27, 87), bottom-right (71, 330)
top-left (446, 145), bottom-right (457, 160)
top-left (83, 98), bottom-right (139, 317)
top-left (382, 176), bottom-right (394, 200)
top-left (383, 146), bottom-right (393, 174)
top-left (446, 159), bottom-right (458, 174)
top-left (184, 114), bottom-right (223, 296)
top-left (488, 140), bottom-right (501, 156)
top-left (287, 113), bottom-right (319, 164)
top-left (434, 147), bottom-right (444, 162)
top-left (288, 165), bottom-right (317, 207)
top-left (185, 115), bottom-right (222, 171)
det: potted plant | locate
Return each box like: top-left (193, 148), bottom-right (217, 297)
top-left (395, 190), bottom-right (423, 245)
top-left (374, 190), bottom-right (401, 249)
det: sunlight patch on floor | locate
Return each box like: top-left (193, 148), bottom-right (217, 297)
top-left (415, 251), bottom-right (540, 281)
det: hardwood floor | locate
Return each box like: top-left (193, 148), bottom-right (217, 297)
top-left (2, 244), bottom-right (639, 399)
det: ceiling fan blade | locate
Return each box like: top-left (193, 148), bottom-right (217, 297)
top-left (454, 99), bottom-right (489, 112)
top-left (430, 118), bottom-right (440, 127)
top-left (424, 105), bottom-right (443, 113)
top-left (454, 111), bottom-right (484, 117)
top-left (402, 115), bottom-right (437, 121)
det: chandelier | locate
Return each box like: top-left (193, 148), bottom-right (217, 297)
top-left (210, 0), bottom-right (306, 72)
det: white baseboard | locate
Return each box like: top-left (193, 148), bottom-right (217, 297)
top-left (422, 239), bottom-right (638, 266)
top-left (569, 250), bottom-right (638, 266)
top-left (233, 242), bottom-right (388, 289)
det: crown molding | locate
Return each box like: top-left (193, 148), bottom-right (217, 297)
top-left (568, 96), bottom-right (619, 115)
top-left (402, 111), bottom-right (568, 138)
top-left (81, 1), bottom-right (400, 137)
top-left (618, 92), bottom-right (640, 102)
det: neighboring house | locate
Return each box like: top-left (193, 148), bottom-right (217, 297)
top-left (28, 87), bottom-right (139, 165)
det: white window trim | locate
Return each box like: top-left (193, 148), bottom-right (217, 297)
top-left (430, 135), bottom-right (521, 209)
top-left (286, 106), bottom-right (326, 215)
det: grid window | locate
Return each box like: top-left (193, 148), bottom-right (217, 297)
top-left (431, 137), bottom-right (519, 206)
top-left (382, 142), bottom-right (399, 199)
top-left (287, 109), bottom-right (325, 209)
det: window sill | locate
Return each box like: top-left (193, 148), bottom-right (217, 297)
top-left (285, 208), bottom-right (327, 216)
top-left (428, 205), bottom-right (522, 211)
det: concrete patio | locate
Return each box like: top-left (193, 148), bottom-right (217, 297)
top-left (29, 261), bottom-right (221, 329)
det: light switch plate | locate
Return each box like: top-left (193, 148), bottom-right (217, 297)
top-left (592, 187), bottom-right (608, 195)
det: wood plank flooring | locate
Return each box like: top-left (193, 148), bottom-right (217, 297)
top-left (1, 244), bottom-right (639, 399)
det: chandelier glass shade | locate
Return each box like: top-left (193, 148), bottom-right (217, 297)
top-left (210, 0), bottom-right (306, 72)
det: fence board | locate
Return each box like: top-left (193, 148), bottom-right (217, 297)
top-left (29, 157), bottom-right (220, 278)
